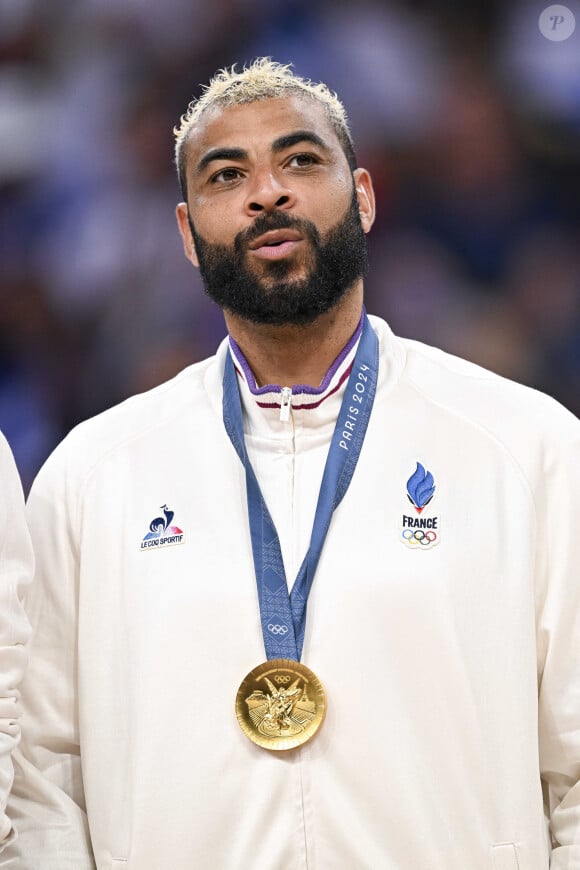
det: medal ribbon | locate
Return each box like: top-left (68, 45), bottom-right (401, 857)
top-left (223, 312), bottom-right (379, 661)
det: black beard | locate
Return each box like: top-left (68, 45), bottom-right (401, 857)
top-left (189, 190), bottom-right (368, 326)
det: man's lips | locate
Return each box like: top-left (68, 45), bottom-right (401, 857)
top-left (248, 229), bottom-right (303, 259)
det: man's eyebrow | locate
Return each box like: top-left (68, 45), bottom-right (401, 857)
top-left (195, 132), bottom-right (329, 176)
top-left (196, 147), bottom-right (248, 175)
top-left (271, 131), bottom-right (329, 153)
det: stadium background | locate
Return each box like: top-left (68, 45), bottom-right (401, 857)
top-left (1, 0), bottom-right (580, 491)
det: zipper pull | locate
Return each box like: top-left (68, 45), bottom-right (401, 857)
top-left (279, 387), bottom-right (292, 422)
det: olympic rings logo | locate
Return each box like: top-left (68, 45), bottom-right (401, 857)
top-left (268, 623), bottom-right (289, 635)
top-left (401, 529), bottom-right (437, 546)
top-left (274, 675), bottom-right (291, 684)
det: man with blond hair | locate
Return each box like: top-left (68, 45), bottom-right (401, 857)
top-left (5, 59), bottom-right (580, 869)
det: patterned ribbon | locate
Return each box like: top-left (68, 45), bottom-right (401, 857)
top-left (223, 312), bottom-right (379, 661)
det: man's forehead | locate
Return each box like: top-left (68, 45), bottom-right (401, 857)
top-left (186, 95), bottom-right (338, 155)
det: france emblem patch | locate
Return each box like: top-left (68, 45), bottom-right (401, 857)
top-left (401, 462), bottom-right (439, 549)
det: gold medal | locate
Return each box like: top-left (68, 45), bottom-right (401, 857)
top-left (235, 659), bottom-right (326, 751)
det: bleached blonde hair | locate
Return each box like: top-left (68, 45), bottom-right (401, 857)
top-left (174, 58), bottom-right (357, 198)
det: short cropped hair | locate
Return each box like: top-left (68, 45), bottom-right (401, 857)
top-left (174, 58), bottom-right (357, 200)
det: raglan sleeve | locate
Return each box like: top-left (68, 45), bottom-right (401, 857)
top-left (0, 433), bottom-right (33, 849)
top-left (534, 410), bottom-right (580, 867)
top-left (0, 437), bottom-right (95, 869)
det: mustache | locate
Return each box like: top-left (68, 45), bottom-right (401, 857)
top-left (235, 212), bottom-right (320, 252)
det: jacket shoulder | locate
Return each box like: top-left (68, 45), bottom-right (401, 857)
top-left (399, 337), bottom-right (580, 449)
top-left (30, 353), bottom-right (219, 495)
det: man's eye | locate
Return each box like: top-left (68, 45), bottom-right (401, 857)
top-left (289, 154), bottom-right (318, 168)
top-left (211, 168), bottom-right (242, 183)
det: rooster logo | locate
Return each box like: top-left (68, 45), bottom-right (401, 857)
top-left (142, 504), bottom-right (183, 542)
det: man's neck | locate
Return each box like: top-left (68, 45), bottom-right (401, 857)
top-left (224, 285), bottom-right (364, 388)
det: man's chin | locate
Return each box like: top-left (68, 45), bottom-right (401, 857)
top-left (246, 250), bottom-right (313, 282)
top-left (243, 273), bottom-right (311, 298)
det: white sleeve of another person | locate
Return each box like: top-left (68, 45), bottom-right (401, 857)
top-left (0, 433), bottom-right (33, 853)
top-left (1, 437), bottom-right (94, 869)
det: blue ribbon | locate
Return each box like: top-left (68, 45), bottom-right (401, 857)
top-left (223, 312), bottom-right (379, 661)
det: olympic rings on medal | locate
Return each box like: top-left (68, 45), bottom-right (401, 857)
top-left (274, 674), bottom-right (291, 684)
top-left (401, 529), bottom-right (437, 546)
top-left (267, 623), bottom-right (289, 635)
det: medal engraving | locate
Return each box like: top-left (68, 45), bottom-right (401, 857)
top-left (236, 659), bottom-right (326, 751)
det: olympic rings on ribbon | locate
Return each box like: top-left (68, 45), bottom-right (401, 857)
top-left (401, 529), bottom-right (437, 546)
top-left (268, 623), bottom-right (289, 635)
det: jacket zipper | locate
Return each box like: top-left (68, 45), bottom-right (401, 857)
top-left (279, 387), bottom-right (292, 422)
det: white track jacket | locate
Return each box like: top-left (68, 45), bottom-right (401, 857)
top-left (0, 433), bottom-right (33, 848)
top-left (4, 316), bottom-right (580, 869)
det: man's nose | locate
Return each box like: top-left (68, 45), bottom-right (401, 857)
top-left (244, 169), bottom-right (295, 215)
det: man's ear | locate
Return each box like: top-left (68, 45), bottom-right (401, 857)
top-left (175, 203), bottom-right (199, 267)
top-left (353, 168), bottom-right (376, 234)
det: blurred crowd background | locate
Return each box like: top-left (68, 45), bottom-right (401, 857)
top-left (2, 0), bottom-right (580, 490)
